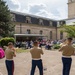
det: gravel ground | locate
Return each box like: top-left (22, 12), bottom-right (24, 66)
top-left (0, 50), bottom-right (75, 75)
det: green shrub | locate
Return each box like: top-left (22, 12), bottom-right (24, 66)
top-left (53, 44), bottom-right (60, 49)
top-left (0, 37), bottom-right (15, 47)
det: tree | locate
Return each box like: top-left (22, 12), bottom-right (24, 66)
top-left (62, 24), bottom-right (75, 38)
top-left (0, 0), bottom-right (15, 37)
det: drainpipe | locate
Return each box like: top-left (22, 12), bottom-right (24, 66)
top-left (20, 24), bottom-right (22, 34)
top-left (56, 23), bottom-right (57, 40)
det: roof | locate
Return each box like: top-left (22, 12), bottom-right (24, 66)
top-left (10, 10), bottom-right (75, 26)
top-left (57, 17), bottom-right (75, 21)
top-left (10, 10), bottom-right (57, 21)
top-left (10, 10), bottom-right (57, 27)
top-left (10, 10), bottom-right (75, 22)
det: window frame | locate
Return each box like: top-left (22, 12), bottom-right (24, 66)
top-left (11, 14), bottom-right (16, 22)
top-left (39, 19), bottom-right (44, 25)
top-left (49, 21), bottom-right (53, 26)
top-left (27, 29), bottom-right (31, 34)
top-left (25, 16), bottom-right (31, 23)
top-left (39, 30), bottom-right (43, 35)
top-left (60, 31), bottom-right (63, 40)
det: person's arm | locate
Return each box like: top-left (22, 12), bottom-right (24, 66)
top-left (30, 50), bottom-right (31, 54)
top-left (12, 48), bottom-right (16, 57)
top-left (72, 48), bottom-right (75, 55)
top-left (59, 46), bottom-right (64, 52)
top-left (14, 50), bottom-right (16, 57)
top-left (40, 49), bottom-right (44, 55)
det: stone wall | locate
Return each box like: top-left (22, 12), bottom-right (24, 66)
top-left (14, 22), bottom-right (57, 40)
top-left (68, 1), bottom-right (75, 18)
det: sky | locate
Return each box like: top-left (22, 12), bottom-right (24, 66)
top-left (4, 0), bottom-right (68, 20)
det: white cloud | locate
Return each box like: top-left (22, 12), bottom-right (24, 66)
top-left (57, 7), bottom-right (68, 20)
top-left (27, 4), bottom-right (57, 19)
top-left (4, 0), bottom-right (68, 20)
top-left (22, 3), bottom-right (67, 20)
top-left (4, 0), bottom-right (21, 11)
top-left (28, 3), bottom-right (46, 14)
top-left (36, 9), bottom-right (57, 19)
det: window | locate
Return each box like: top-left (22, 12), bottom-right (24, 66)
top-left (25, 16), bottom-right (31, 23)
top-left (60, 31), bottom-right (63, 39)
top-left (57, 22), bottom-right (60, 27)
top-left (11, 14), bottom-right (16, 21)
top-left (60, 21), bottom-right (63, 25)
top-left (40, 30), bottom-right (43, 35)
top-left (49, 21), bottom-right (53, 26)
top-left (27, 29), bottom-right (31, 34)
top-left (50, 31), bottom-right (52, 39)
top-left (39, 19), bottom-right (44, 25)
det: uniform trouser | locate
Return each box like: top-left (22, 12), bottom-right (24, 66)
top-left (62, 57), bottom-right (72, 75)
top-left (30, 59), bottom-right (43, 75)
top-left (5, 60), bottom-right (14, 75)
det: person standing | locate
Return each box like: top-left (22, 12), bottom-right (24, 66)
top-left (30, 41), bottom-right (44, 75)
top-left (5, 42), bottom-right (16, 75)
top-left (59, 38), bottom-right (75, 75)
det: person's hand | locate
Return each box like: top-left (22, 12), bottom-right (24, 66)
top-left (12, 47), bottom-right (16, 51)
top-left (59, 50), bottom-right (61, 52)
top-left (14, 54), bottom-right (16, 57)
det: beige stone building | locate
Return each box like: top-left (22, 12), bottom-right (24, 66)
top-left (11, 0), bottom-right (75, 41)
top-left (11, 11), bottom-right (58, 41)
top-left (57, 0), bottom-right (75, 40)
top-left (68, 0), bottom-right (75, 18)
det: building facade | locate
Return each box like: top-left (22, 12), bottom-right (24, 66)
top-left (68, 0), bottom-right (75, 18)
top-left (11, 0), bottom-right (75, 41)
top-left (11, 11), bottom-right (57, 41)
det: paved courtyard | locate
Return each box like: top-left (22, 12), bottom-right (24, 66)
top-left (0, 50), bottom-right (75, 75)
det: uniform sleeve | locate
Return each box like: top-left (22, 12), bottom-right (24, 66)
top-left (73, 48), bottom-right (75, 55)
top-left (30, 49), bottom-right (32, 54)
top-left (40, 49), bottom-right (44, 55)
top-left (59, 46), bottom-right (64, 51)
